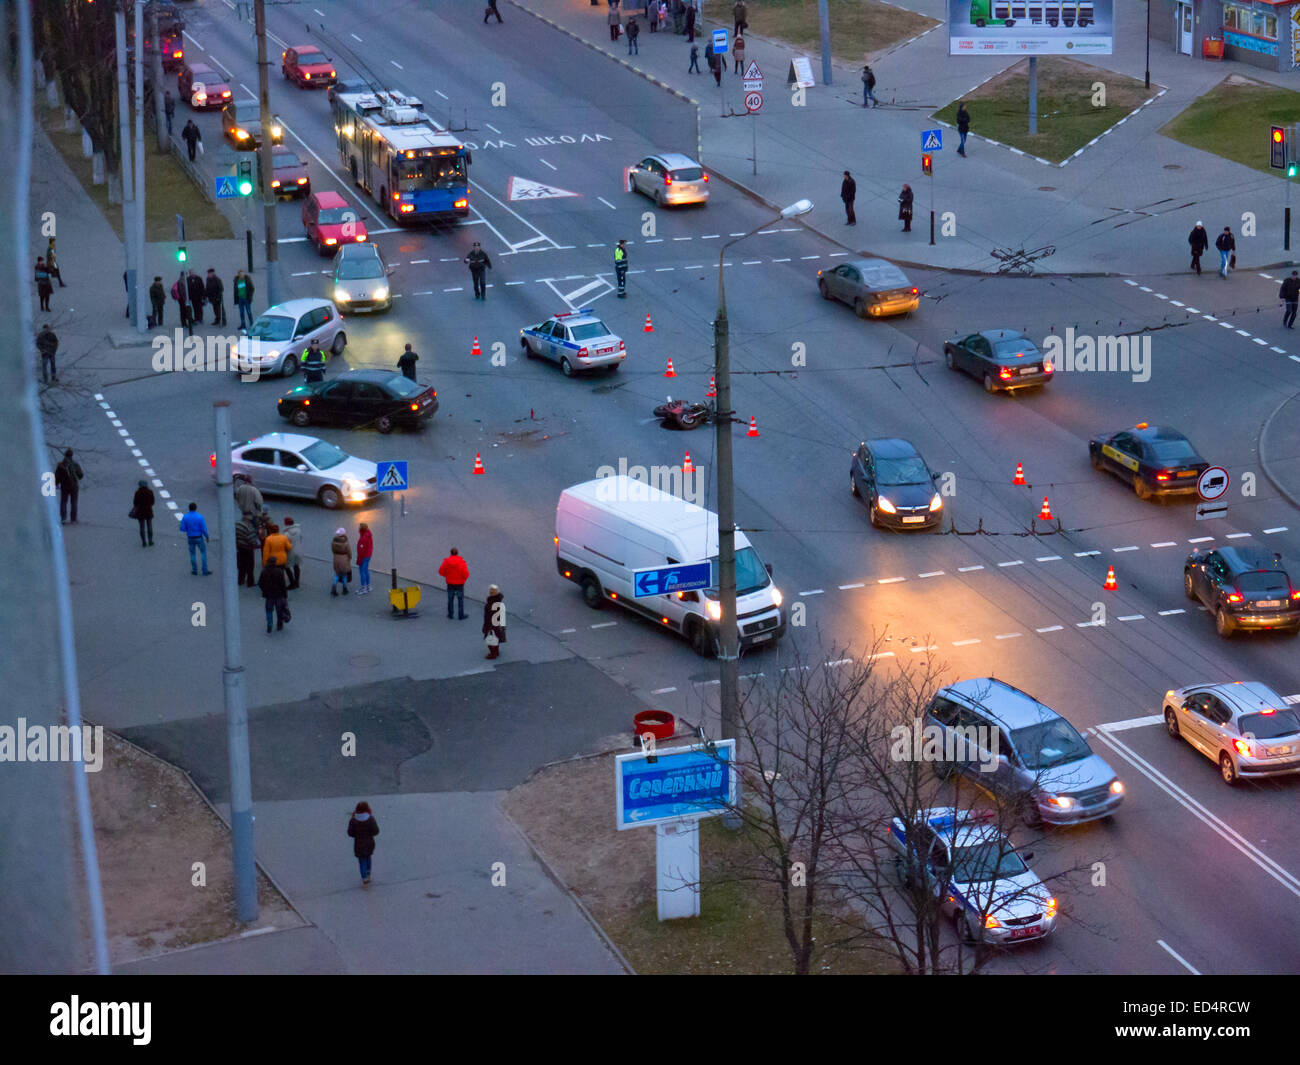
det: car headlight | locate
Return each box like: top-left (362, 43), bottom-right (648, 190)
top-left (334, 287), bottom-right (351, 303)
top-left (1045, 896), bottom-right (1058, 918)
top-left (705, 599), bottom-right (722, 621)
top-left (929, 493), bottom-right (943, 511)
top-left (1109, 780), bottom-right (1124, 795)
top-left (770, 586), bottom-right (782, 607)
top-left (877, 497), bottom-right (897, 514)
top-left (1045, 794), bottom-right (1075, 810)
top-left (373, 285), bottom-right (389, 300)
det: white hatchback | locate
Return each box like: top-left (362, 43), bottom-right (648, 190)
top-left (233, 298), bottom-right (347, 379)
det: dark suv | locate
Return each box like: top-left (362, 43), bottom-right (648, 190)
top-left (1184, 546), bottom-right (1300, 637)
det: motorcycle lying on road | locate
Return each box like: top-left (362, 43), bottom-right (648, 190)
top-left (653, 396), bottom-right (719, 430)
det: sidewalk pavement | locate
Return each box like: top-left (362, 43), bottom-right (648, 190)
top-left (511, 0), bottom-right (1300, 276)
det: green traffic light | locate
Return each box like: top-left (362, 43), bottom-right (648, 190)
top-left (1289, 164), bottom-right (1298, 178)
top-left (176, 246), bottom-right (187, 262)
top-left (238, 178), bottom-right (253, 195)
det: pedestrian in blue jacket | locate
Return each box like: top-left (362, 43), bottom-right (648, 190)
top-left (178, 502), bottom-right (212, 575)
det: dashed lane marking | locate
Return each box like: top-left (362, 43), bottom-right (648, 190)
top-left (952, 638), bottom-right (980, 646)
top-left (93, 394), bottom-right (174, 515)
top-left (651, 687), bottom-right (677, 694)
top-left (1036, 625), bottom-right (1063, 633)
top-left (590, 621), bottom-right (617, 629)
top-left (1118, 614), bottom-right (1145, 621)
top-left (1158, 609), bottom-right (1185, 616)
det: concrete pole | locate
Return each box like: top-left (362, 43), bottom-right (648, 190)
top-left (115, 12), bottom-right (137, 326)
top-left (713, 254), bottom-right (740, 745)
top-left (133, 1), bottom-right (148, 334)
top-left (1028, 56), bottom-right (1038, 136)
top-left (254, 0), bottom-right (281, 307)
top-left (213, 403), bottom-right (258, 923)
top-left (817, 0), bottom-right (832, 86)
top-left (151, 5), bottom-right (168, 151)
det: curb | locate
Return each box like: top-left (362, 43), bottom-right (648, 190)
top-left (1258, 388), bottom-right (1300, 511)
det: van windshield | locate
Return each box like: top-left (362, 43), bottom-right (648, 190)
top-left (707, 547), bottom-right (769, 597)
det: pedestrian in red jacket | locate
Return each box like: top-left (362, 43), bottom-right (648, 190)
top-left (438, 547), bottom-right (469, 619)
top-left (356, 521), bottom-right (373, 595)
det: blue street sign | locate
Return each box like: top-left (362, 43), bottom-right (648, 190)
top-left (922, 128), bottom-right (943, 151)
top-left (214, 175), bottom-right (238, 199)
top-left (375, 461), bottom-right (408, 492)
top-left (632, 561), bottom-right (712, 598)
top-left (712, 28), bottom-right (728, 54)
top-left (616, 741), bottom-right (736, 830)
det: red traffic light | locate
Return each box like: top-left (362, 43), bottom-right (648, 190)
top-left (1272, 126), bottom-right (1287, 169)
top-left (1273, 127), bottom-right (1286, 143)
top-left (921, 153), bottom-right (933, 176)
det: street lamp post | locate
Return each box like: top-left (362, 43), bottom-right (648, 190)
top-left (1145, 1), bottom-right (1151, 90)
top-left (714, 199), bottom-right (812, 742)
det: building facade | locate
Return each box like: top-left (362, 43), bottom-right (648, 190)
top-left (1152, 0), bottom-right (1300, 71)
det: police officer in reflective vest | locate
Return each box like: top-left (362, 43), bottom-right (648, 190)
top-left (302, 337), bottom-right (326, 383)
top-left (614, 239), bottom-right (628, 298)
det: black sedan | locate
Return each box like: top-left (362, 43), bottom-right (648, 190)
top-left (1184, 547), bottom-right (1300, 637)
top-left (277, 370), bottom-right (437, 434)
top-left (849, 438), bottom-right (944, 529)
top-left (943, 329), bottom-right (1053, 393)
top-left (1089, 423), bottom-right (1208, 501)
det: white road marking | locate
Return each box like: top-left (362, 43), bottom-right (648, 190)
top-left (825, 658), bottom-right (853, 667)
top-left (952, 638), bottom-right (980, 646)
top-left (773, 258), bottom-right (791, 262)
top-left (800, 254), bottom-right (820, 259)
top-left (505, 281), bottom-right (525, 286)
top-left (995, 632), bottom-right (1022, 640)
top-left (560, 628), bottom-right (576, 634)
top-left (1188, 536), bottom-right (1213, 543)
top-left (1114, 546), bottom-right (1138, 552)
top-left (1253, 338), bottom-right (1269, 346)
top-left (1158, 609), bottom-right (1185, 616)
top-left (1226, 532), bottom-right (1251, 539)
top-left (1157, 941), bottom-right (1201, 976)
top-left (1169, 300), bottom-right (1183, 307)
top-left (869, 652), bottom-right (895, 660)
top-left (701, 234), bottom-right (720, 239)
top-left (997, 560), bottom-right (1023, 567)
top-left (799, 589), bottom-right (824, 596)
top-left (1036, 625), bottom-right (1063, 633)
top-left (1272, 346), bottom-right (1287, 353)
top-left (597, 196), bottom-right (617, 210)
top-left (918, 571), bottom-right (944, 578)
top-left (684, 265), bottom-right (704, 269)
top-left (651, 687), bottom-right (677, 694)
top-left (1139, 286), bottom-right (1152, 292)
top-left (1236, 329), bottom-right (1251, 336)
top-left (1185, 307), bottom-right (1199, 313)
top-left (563, 278), bottom-right (606, 303)
top-left (1036, 555), bottom-right (1061, 562)
top-left (1154, 293), bottom-right (1167, 300)
top-left (512, 235), bottom-right (548, 249)
top-left (391, 60), bottom-right (403, 69)
top-left (1203, 314), bottom-right (1217, 321)
top-left (587, 243), bottom-right (606, 247)
top-left (485, 123), bottom-right (501, 134)
top-left (590, 622), bottom-right (617, 629)
top-left (1265, 526), bottom-right (1289, 533)
top-left (878, 577), bottom-right (906, 584)
top-left (1075, 550), bottom-right (1100, 557)
top-left (1099, 715), bottom-right (1163, 732)
top-left (910, 645), bottom-right (938, 653)
top-left (1076, 621), bottom-right (1102, 628)
top-left (539, 159), bottom-right (558, 171)
top-left (957, 565), bottom-right (984, 572)
top-left (1284, 694), bottom-right (1300, 705)
top-left (1151, 541), bottom-right (1177, 548)
top-left (655, 267), bottom-right (675, 272)
top-left (742, 260), bottom-right (762, 265)
top-left (435, 90), bottom-right (449, 99)
top-left (673, 236), bottom-right (692, 241)
top-left (1118, 614), bottom-right (1144, 621)
top-left (839, 582), bottom-right (865, 590)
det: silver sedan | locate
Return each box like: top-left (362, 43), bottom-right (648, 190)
top-left (224, 432), bottom-right (378, 509)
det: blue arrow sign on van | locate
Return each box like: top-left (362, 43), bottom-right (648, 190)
top-left (633, 561), bottom-right (712, 598)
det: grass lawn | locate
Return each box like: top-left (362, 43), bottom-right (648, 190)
top-left (933, 58), bottom-right (1154, 164)
top-left (1160, 75), bottom-right (1300, 176)
top-left (703, 0), bottom-right (939, 62)
top-left (39, 109), bottom-right (232, 242)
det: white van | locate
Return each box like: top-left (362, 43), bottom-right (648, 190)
top-left (556, 475), bottom-right (785, 656)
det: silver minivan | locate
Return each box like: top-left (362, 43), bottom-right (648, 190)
top-left (628, 152), bottom-right (710, 207)
top-left (924, 678), bottom-right (1125, 826)
top-left (233, 298), bottom-right (347, 379)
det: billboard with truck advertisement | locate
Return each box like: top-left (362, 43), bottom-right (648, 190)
top-left (950, 0), bottom-right (1114, 54)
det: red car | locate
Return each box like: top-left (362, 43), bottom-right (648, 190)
top-left (282, 45), bottom-right (337, 88)
top-left (302, 191), bottom-right (368, 255)
top-left (178, 63), bottom-right (232, 111)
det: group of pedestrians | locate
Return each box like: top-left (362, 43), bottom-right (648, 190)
top-left (436, 548), bottom-right (507, 659)
top-left (167, 268), bottom-right (234, 333)
top-left (838, 172), bottom-right (914, 232)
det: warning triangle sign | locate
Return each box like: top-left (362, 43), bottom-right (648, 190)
top-left (378, 464), bottom-right (407, 489)
top-left (742, 61), bottom-right (762, 80)
top-left (507, 176), bottom-right (580, 201)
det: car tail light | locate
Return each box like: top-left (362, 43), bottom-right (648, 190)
top-left (1233, 738), bottom-right (1252, 756)
top-left (399, 204), bottom-right (414, 213)
top-left (271, 180), bottom-right (281, 188)
top-left (983, 914), bottom-right (1001, 930)
top-left (1226, 590), bottom-right (1243, 603)
top-left (1155, 470), bottom-right (1170, 481)
top-left (454, 198), bottom-right (468, 208)
top-left (998, 367), bottom-right (1012, 380)
top-left (210, 453), bottom-right (216, 469)
top-left (1046, 897), bottom-right (1058, 918)
top-left (1042, 361), bottom-right (1053, 373)
top-left (302, 399), bottom-right (310, 406)
top-left (355, 234), bottom-right (366, 242)
top-left (554, 536), bottom-right (559, 546)
top-left (431, 390), bottom-right (437, 397)
top-left (618, 340), bottom-right (625, 351)
top-left (393, 191), bottom-right (401, 200)
top-left (173, 50), bottom-right (183, 59)
top-left (664, 173), bottom-right (672, 186)
top-left (609, 591), bottom-right (618, 600)
top-left (910, 287), bottom-right (918, 295)
top-left (1291, 588), bottom-right (1300, 600)
top-left (324, 237), bottom-right (337, 245)
top-left (410, 403), bottom-right (419, 411)
top-left (577, 347), bottom-right (589, 357)
top-left (702, 173), bottom-right (709, 183)
top-left (1135, 422), bottom-right (1149, 429)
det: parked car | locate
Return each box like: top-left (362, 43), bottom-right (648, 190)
top-left (332, 243), bottom-right (391, 312)
top-left (849, 437), bottom-right (943, 530)
top-left (177, 62), bottom-right (231, 110)
top-left (1184, 546), bottom-right (1300, 637)
top-left (281, 45), bottom-right (337, 88)
top-left (302, 191), bottom-right (368, 255)
top-left (1163, 681), bottom-right (1300, 785)
top-left (944, 329), bottom-right (1052, 392)
top-left (627, 153), bottom-right (709, 207)
top-left (218, 432), bottom-right (378, 509)
top-left (232, 298), bottom-right (346, 379)
top-left (520, 309), bottom-right (624, 376)
top-left (817, 258), bottom-right (919, 318)
top-left (278, 370), bottom-right (437, 434)
top-left (269, 145), bottom-right (311, 198)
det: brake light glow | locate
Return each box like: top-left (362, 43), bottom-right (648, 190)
top-left (1042, 361), bottom-right (1053, 373)
top-left (1233, 738), bottom-right (1252, 756)
top-left (296, 177), bottom-right (307, 184)
top-left (324, 237), bottom-right (337, 245)
top-left (664, 173), bottom-right (672, 186)
top-left (210, 453), bottom-right (216, 469)
top-left (1226, 591), bottom-right (1243, 603)
top-left (1292, 589), bottom-right (1300, 600)
top-left (618, 340), bottom-right (625, 351)
top-left (304, 73), bottom-right (311, 79)
top-left (454, 198), bottom-right (468, 208)
top-left (1155, 471), bottom-right (1170, 481)
top-left (577, 347), bottom-right (589, 357)
top-left (1135, 422), bottom-right (1149, 429)
top-left (355, 234), bottom-right (367, 242)
top-left (409, 403), bottom-right (419, 411)
top-left (910, 287), bottom-right (918, 295)
top-left (399, 204), bottom-right (415, 213)
top-left (999, 367), bottom-right (1013, 380)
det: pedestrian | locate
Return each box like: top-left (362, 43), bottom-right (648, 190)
top-left (609, 6), bottom-right (621, 39)
top-left (262, 521), bottom-right (291, 568)
top-left (1281, 270), bottom-right (1300, 329)
top-left (347, 801), bottom-right (379, 886)
top-left (397, 343), bottom-right (419, 380)
top-left (1215, 226), bottom-right (1235, 278)
top-left (46, 239), bottom-right (65, 286)
top-left (688, 42), bottom-right (701, 73)
top-left (258, 560), bottom-right (291, 633)
top-left (483, 585), bottom-right (506, 659)
top-left (484, 0), bottom-right (503, 23)
top-left (464, 241), bottom-right (492, 299)
top-left (733, 34), bottom-right (745, 74)
top-left (181, 119), bottom-right (201, 162)
top-left (186, 270), bottom-right (206, 325)
top-left (35, 257), bottom-right (52, 312)
top-left (149, 275), bottom-right (166, 328)
top-left (178, 502), bottom-right (212, 575)
top-left (648, 0), bottom-right (659, 31)
top-left (205, 268), bottom-right (226, 326)
top-left (54, 448), bottom-right (83, 524)
top-left (233, 269), bottom-right (255, 329)
top-left (283, 516), bottom-right (302, 590)
top-left (438, 547), bottom-right (470, 620)
top-left (626, 15), bottom-right (639, 54)
top-left (708, 46), bottom-right (722, 87)
top-left (233, 472), bottom-right (264, 520)
top-left (171, 272), bottom-right (192, 335)
top-left (355, 521), bottom-right (373, 595)
top-left (685, 2), bottom-right (695, 42)
top-left (131, 479), bottom-right (155, 547)
top-left (841, 170), bottom-right (857, 226)
top-left (898, 184), bottom-right (914, 232)
top-left (956, 102), bottom-right (970, 155)
top-left (36, 323), bottom-right (58, 384)
top-left (235, 512), bottom-right (262, 588)
top-left (331, 527), bottom-right (352, 596)
top-left (614, 238), bottom-right (628, 297)
top-left (733, 0), bottom-right (747, 35)
top-left (302, 338), bottom-right (326, 383)
top-left (1188, 222), bottom-right (1208, 275)
top-left (164, 89), bottom-right (175, 136)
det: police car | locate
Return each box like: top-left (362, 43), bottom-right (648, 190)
top-left (520, 309), bottom-right (625, 376)
top-left (887, 807), bottom-right (1058, 946)
top-left (1088, 422), bottom-right (1209, 501)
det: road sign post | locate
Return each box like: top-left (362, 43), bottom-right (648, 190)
top-left (376, 461), bottom-right (415, 616)
top-left (742, 63), bottom-right (764, 174)
top-left (922, 130), bottom-right (941, 246)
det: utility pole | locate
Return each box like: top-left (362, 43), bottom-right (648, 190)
top-left (151, 4), bottom-right (167, 152)
top-left (1028, 56), bottom-right (1038, 136)
top-left (115, 10), bottom-right (137, 327)
top-left (133, 0), bottom-right (148, 334)
top-left (254, 0), bottom-right (280, 306)
top-left (817, 0), bottom-right (832, 86)
top-left (1144, 0), bottom-right (1151, 90)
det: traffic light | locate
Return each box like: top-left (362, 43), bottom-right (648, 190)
top-left (921, 153), bottom-right (932, 176)
top-left (237, 159), bottom-right (254, 196)
top-left (176, 245), bottom-right (187, 263)
top-left (1271, 125), bottom-right (1286, 170)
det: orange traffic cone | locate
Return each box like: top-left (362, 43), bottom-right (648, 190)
top-left (747, 416), bottom-right (760, 437)
top-left (472, 452), bottom-right (485, 475)
top-left (683, 451), bottom-right (694, 474)
top-left (706, 375), bottom-right (716, 398)
top-left (1038, 496), bottom-right (1053, 521)
top-left (1103, 565), bottom-right (1117, 591)
top-left (471, 336), bottom-right (482, 356)
top-left (1013, 462), bottom-right (1026, 485)
top-left (664, 359), bottom-right (676, 378)
top-left (643, 313), bottom-right (654, 332)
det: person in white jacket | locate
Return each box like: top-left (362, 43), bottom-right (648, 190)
top-left (283, 516), bottom-right (303, 590)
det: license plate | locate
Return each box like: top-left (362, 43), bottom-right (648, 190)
top-left (1258, 600), bottom-right (1284, 608)
top-left (1008, 926), bottom-right (1040, 940)
top-left (1018, 366), bottom-right (1038, 375)
top-left (596, 347), bottom-right (613, 354)
top-left (902, 516), bottom-right (926, 524)
top-left (1177, 470), bottom-right (1197, 477)
top-left (750, 632), bottom-right (773, 643)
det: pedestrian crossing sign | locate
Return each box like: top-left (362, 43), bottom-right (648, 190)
top-left (922, 129), bottom-right (943, 151)
top-left (214, 175), bottom-right (238, 199)
top-left (376, 461), bottom-right (408, 492)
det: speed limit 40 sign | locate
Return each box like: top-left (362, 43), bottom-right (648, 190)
top-left (744, 90), bottom-right (763, 113)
